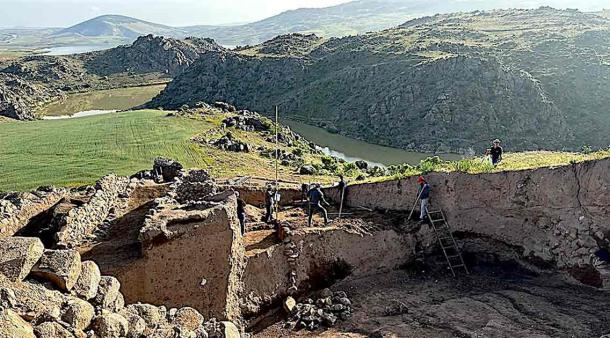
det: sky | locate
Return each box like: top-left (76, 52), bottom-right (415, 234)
top-left (0, 0), bottom-right (608, 28)
top-left (0, 0), bottom-right (352, 28)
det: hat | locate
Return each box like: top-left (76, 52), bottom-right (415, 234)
top-left (417, 176), bottom-right (425, 183)
top-left (493, 139), bottom-right (501, 144)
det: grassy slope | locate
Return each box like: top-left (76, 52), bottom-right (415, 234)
top-left (0, 110), bottom-right (330, 191)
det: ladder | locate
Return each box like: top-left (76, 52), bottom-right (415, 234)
top-left (425, 208), bottom-right (470, 277)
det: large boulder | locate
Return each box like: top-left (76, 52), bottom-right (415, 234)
top-left (118, 308), bottom-right (146, 338)
top-left (10, 280), bottom-right (66, 321)
top-left (221, 321), bottom-right (240, 338)
top-left (61, 296), bottom-right (95, 331)
top-left (91, 312), bottom-right (129, 338)
top-left (172, 307), bottom-right (204, 332)
top-left (126, 303), bottom-right (166, 328)
top-left (153, 157), bottom-right (184, 182)
top-left (93, 276), bottom-right (121, 310)
top-left (0, 237), bottom-right (44, 282)
top-left (30, 249), bottom-right (81, 291)
top-left (71, 261), bottom-right (101, 300)
top-left (0, 308), bottom-right (35, 338)
top-left (33, 321), bottom-right (74, 338)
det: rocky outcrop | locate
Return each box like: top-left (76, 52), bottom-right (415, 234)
top-left (0, 35), bottom-right (223, 120)
top-left (83, 34), bottom-right (224, 77)
top-left (149, 7), bottom-right (610, 152)
top-left (55, 174), bottom-right (129, 248)
top-left (0, 74), bottom-right (61, 120)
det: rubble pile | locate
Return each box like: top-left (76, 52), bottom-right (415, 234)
top-left (221, 110), bottom-right (270, 132)
top-left (0, 236), bottom-right (239, 338)
top-left (212, 132), bottom-right (250, 153)
top-left (284, 288), bottom-right (353, 331)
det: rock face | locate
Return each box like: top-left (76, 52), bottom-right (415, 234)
top-left (0, 237), bottom-right (44, 282)
top-left (149, 7), bottom-right (610, 152)
top-left (86, 34), bottom-right (224, 76)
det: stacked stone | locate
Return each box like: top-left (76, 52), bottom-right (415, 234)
top-left (284, 288), bottom-right (352, 331)
top-left (550, 218), bottom-right (604, 268)
top-left (55, 175), bottom-right (129, 248)
top-left (283, 235), bottom-right (300, 294)
top-left (0, 188), bottom-right (67, 238)
top-left (0, 236), bottom-right (239, 338)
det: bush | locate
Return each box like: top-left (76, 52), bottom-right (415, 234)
top-left (581, 145), bottom-right (593, 154)
top-left (418, 156), bottom-right (444, 173)
top-left (321, 156), bottom-right (339, 172)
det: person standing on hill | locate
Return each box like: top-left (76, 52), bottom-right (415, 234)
top-left (417, 176), bottom-right (431, 223)
top-left (487, 139), bottom-right (503, 166)
top-left (337, 175), bottom-right (347, 202)
top-left (307, 183), bottom-right (330, 226)
top-left (264, 185), bottom-right (275, 223)
top-left (235, 192), bottom-right (247, 236)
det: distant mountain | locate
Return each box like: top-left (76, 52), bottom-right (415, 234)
top-left (1, 0), bottom-right (576, 50)
top-left (187, 0), bottom-right (526, 46)
top-left (149, 8), bottom-right (610, 153)
top-left (53, 15), bottom-right (183, 39)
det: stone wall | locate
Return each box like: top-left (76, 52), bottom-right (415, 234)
top-left (326, 158), bottom-right (610, 270)
top-left (234, 186), bottom-right (302, 207)
top-left (0, 188), bottom-right (67, 239)
top-left (55, 174), bottom-right (129, 248)
top-left (241, 227), bottom-right (413, 316)
top-left (113, 196), bottom-right (246, 321)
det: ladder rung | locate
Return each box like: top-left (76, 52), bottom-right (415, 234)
top-left (447, 255), bottom-right (461, 259)
top-left (451, 264), bottom-right (465, 268)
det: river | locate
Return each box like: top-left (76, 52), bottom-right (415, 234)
top-left (284, 120), bottom-right (462, 166)
top-left (39, 86), bottom-right (461, 166)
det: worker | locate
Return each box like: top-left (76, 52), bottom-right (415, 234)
top-left (235, 191), bottom-right (247, 236)
top-left (417, 176), bottom-right (431, 223)
top-left (307, 183), bottom-right (330, 226)
top-left (301, 183), bottom-right (309, 202)
top-left (337, 175), bottom-right (347, 204)
top-left (487, 139), bottom-right (503, 166)
top-left (264, 184), bottom-right (275, 223)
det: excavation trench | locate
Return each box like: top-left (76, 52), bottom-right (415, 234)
top-left (5, 158), bottom-right (609, 336)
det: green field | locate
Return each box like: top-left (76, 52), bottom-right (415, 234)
top-left (0, 110), bottom-right (213, 191)
top-left (0, 109), bottom-right (335, 191)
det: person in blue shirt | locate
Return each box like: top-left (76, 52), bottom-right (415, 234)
top-left (417, 176), bottom-right (431, 222)
top-left (307, 183), bottom-right (330, 226)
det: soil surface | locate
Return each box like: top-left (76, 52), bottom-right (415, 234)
top-left (256, 264), bottom-right (610, 337)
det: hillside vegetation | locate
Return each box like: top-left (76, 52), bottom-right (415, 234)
top-left (149, 7), bottom-right (610, 153)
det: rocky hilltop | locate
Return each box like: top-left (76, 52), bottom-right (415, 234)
top-left (149, 7), bottom-right (610, 153)
top-left (0, 35), bottom-right (223, 120)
